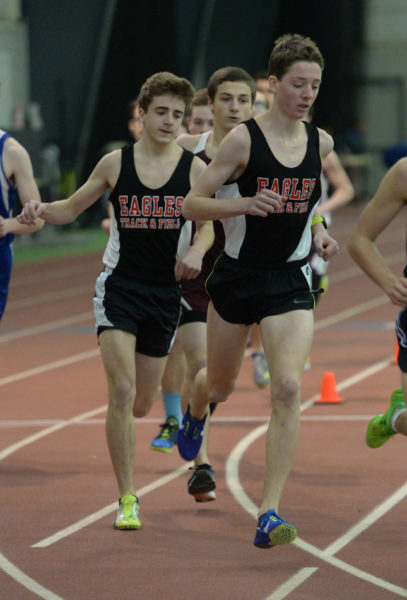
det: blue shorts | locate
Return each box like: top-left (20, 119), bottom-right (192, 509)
top-left (0, 243), bottom-right (12, 321)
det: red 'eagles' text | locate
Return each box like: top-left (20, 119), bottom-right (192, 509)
top-left (118, 195), bottom-right (183, 229)
top-left (257, 177), bottom-right (316, 213)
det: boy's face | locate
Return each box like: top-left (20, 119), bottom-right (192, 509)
top-left (187, 105), bottom-right (214, 135)
top-left (210, 81), bottom-right (253, 132)
top-left (252, 90), bottom-right (268, 117)
top-left (271, 61), bottom-right (321, 120)
top-left (140, 95), bottom-right (186, 143)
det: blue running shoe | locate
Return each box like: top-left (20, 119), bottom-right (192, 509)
top-left (177, 406), bottom-right (206, 461)
top-left (254, 509), bottom-right (297, 549)
top-left (150, 417), bottom-right (179, 453)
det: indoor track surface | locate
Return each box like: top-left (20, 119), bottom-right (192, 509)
top-left (1, 203), bottom-right (406, 599)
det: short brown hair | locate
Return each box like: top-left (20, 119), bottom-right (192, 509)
top-left (137, 72), bottom-right (195, 112)
top-left (191, 88), bottom-right (209, 109)
top-left (268, 34), bottom-right (324, 79)
top-left (207, 67), bottom-right (256, 103)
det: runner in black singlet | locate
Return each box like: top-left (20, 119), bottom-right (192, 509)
top-left (176, 35), bottom-right (340, 548)
top-left (18, 72), bottom-right (213, 531)
top-left (150, 68), bottom-right (256, 505)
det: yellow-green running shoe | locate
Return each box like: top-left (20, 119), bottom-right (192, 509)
top-left (114, 493), bottom-right (141, 530)
top-left (366, 388), bottom-right (406, 448)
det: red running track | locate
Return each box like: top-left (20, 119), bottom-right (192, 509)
top-left (1, 204), bottom-right (406, 599)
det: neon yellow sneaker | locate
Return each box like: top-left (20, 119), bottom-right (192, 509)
top-left (366, 388), bottom-right (406, 448)
top-left (114, 493), bottom-right (141, 530)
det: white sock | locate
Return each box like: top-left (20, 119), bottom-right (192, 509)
top-left (391, 408), bottom-right (406, 433)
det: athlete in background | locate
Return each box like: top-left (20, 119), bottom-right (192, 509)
top-left (0, 128), bottom-right (44, 321)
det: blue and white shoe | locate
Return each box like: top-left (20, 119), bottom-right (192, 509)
top-left (254, 509), bottom-right (297, 548)
top-left (177, 406), bottom-right (206, 461)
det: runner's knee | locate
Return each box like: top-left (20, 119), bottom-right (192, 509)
top-left (109, 380), bottom-right (135, 412)
top-left (271, 376), bottom-right (300, 409)
top-left (208, 379), bottom-right (235, 404)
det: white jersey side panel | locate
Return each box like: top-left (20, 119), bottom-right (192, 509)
top-left (216, 182), bottom-right (247, 259)
top-left (102, 211), bottom-right (120, 269)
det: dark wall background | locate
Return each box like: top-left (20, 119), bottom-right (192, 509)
top-left (22, 0), bottom-right (365, 221)
top-left (22, 0), bottom-right (108, 164)
top-left (273, 0), bottom-right (365, 136)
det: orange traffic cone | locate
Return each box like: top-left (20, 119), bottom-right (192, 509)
top-left (392, 340), bottom-right (399, 365)
top-left (315, 371), bottom-right (344, 404)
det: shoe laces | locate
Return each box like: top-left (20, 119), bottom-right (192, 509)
top-left (184, 421), bottom-right (203, 441)
top-left (119, 494), bottom-right (138, 514)
top-left (158, 420), bottom-right (178, 440)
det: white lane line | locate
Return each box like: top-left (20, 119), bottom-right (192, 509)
top-left (323, 482), bottom-right (407, 557)
top-left (228, 426), bottom-right (407, 599)
top-left (0, 292), bottom-right (391, 346)
top-left (0, 348), bottom-right (100, 387)
top-left (32, 463), bottom-right (192, 548)
top-left (10, 262), bottom-right (99, 289)
top-left (264, 569), bottom-right (318, 600)
top-left (226, 357), bottom-right (407, 599)
top-left (328, 251), bottom-right (404, 285)
top-left (294, 538), bottom-right (407, 598)
top-left (0, 312), bottom-right (93, 343)
top-left (6, 285), bottom-right (92, 311)
top-left (0, 415), bottom-right (375, 427)
top-left (314, 296), bottom-right (390, 330)
top-left (0, 403), bottom-right (107, 462)
top-left (0, 552), bottom-right (64, 600)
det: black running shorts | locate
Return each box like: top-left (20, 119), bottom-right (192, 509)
top-left (205, 253), bottom-right (316, 325)
top-left (396, 308), bottom-right (407, 373)
top-left (94, 268), bottom-right (181, 357)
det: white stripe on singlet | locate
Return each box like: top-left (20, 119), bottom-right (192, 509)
top-left (193, 130), bottom-right (211, 154)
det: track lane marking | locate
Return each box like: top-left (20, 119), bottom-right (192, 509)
top-left (0, 415), bottom-right (375, 427)
top-left (0, 246), bottom-right (402, 599)
top-left (0, 401), bottom-right (106, 462)
top-left (26, 357), bottom-right (392, 549)
top-left (225, 358), bottom-right (407, 599)
top-left (0, 313), bottom-right (94, 343)
top-left (0, 552), bottom-right (64, 600)
top-left (32, 463), bottom-right (192, 548)
top-left (0, 349), bottom-right (100, 388)
top-left (6, 285), bottom-right (92, 311)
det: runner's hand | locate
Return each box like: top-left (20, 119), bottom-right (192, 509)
top-left (386, 277), bottom-right (407, 307)
top-left (313, 230), bottom-right (340, 261)
top-left (17, 200), bottom-right (45, 226)
top-left (174, 247), bottom-right (204, 280)
top-left (245, 189), bottom-right (284, 217)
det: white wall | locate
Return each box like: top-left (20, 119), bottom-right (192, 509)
top-left (0, 20), bottom-right (29, 128)
top-left (361, 0), bottom-right (407, 192)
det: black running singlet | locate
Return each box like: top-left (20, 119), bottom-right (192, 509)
top-left (103, 144), bottom-right (194, 283)
top-left (218, 118), bottom-right (322, 267)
